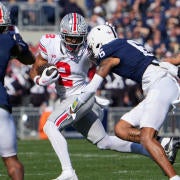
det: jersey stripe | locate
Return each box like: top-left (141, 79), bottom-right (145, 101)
top-left (39, 43), bottom-right (47, 54)
top-left (55, 112), bottom-right (69, 127)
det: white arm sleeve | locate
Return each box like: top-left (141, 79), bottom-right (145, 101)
top-left (82, 74), bottom-right (104, 93)
top-left (71, 74), bottom-right (104, 112)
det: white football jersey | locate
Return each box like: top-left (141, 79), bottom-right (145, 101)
top-left (39, 33), bottom-right (91, 98)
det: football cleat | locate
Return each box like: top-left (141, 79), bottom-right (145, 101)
top-left (160, 137), bottom-right (180, 164)
top-left (52, 169), bottom-right (78, 180)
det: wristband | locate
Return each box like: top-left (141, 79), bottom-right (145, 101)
top-left (33, 75), bottom-right (40, 84)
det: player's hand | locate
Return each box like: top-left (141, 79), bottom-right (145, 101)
top-left (37, 66), bottom-right (60, 86)
top-left (159, 62), bottom-right (178, 77)
top-left (95, 95), bottom-right (111, 107)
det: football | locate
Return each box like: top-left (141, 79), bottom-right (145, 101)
top-left (38, 63), bottom-right (59, 78)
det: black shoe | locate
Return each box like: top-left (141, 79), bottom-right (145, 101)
top-left (163, 137), bottom-right (180, 164)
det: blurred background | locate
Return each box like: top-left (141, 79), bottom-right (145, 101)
top-left (2, 0), bottom-right (180, 139)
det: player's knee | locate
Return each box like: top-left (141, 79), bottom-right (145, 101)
top-left (140, 136), bottom-right (151, 149)
top-left (114, 120), bottom-right (127, 139)
top-left (139, 130), bottom-right (153, 149)
top-left (43, 120), bottom-right (54, 136)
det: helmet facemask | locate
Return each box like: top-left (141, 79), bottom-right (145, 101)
top-left (61, 33), bottom-right (86, 53)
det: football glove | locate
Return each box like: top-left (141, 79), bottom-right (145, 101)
top-left (34, 66), bottom-right (59, 86)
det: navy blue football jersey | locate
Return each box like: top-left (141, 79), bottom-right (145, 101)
top-left (98, 39), bottom-right (157, 83)
top-left (0, 33), bottom-right (17, 112)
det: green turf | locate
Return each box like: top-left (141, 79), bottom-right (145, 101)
top-left (0, 139), bottom-right (179, 180)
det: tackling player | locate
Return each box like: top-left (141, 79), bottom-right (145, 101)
top-left (71, 24), bottom-right (180, 179)
top-left (0, 3), bottom-right (35, 180)
top-left (30, 13), bottom-right (179, 180)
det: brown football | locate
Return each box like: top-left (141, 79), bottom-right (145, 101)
top-left (38, 63), bottom-right (58, 77)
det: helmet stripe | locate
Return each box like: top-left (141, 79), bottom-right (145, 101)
top-left (72, 13), bottom-right (77, 33)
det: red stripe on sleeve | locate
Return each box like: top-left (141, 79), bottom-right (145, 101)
top-left (39, 43), bottom-right (47, 54)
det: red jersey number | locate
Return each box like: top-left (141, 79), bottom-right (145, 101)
top-left (45, 34), bottom-right (56, 38)
top-left (56, 62), bottom-right (73, 87)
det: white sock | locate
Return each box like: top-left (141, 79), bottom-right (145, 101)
top-left (43, 121), bottom-right (73, 171)
top-left (170, 175), bottom-right (180, 180)
top-left (97, 135), bottom-right (149, 157)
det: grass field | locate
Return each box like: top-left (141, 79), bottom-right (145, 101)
top-left (0, 139), bottom-right (179, 180)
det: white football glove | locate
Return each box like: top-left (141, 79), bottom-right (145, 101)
top-left (95, 95), bottom-right (111, 107)
top-left (159, 62), bottom-right (178, 78)
top-left (35, 66), bottom-right (59, 86)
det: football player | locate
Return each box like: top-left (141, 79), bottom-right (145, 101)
top-left (0, 2), bottom-right (35, 180)
top-left (70, 24), bottom-right (180, 180)
top-left (30, 14), bottom-right (179, 180)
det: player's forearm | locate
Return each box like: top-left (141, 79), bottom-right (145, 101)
top-left (71, 74), bottom-right (104, 113)
top-left (30, 54), bottom-right (48, 80)
top-left (83, 74), bottom-right (103, 93)
top-left (18, 50), bottom-right (35, 65)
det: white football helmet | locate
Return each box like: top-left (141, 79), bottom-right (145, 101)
top-left (87, 24), bottom-right (118, 58)
top-left (59, 13), bottom-right (87, 53)
top-left (0, 2), bottom-right (11, 33)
